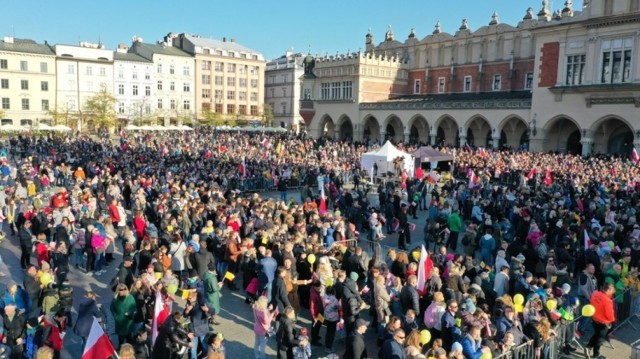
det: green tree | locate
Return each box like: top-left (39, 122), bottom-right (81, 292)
top-left (84, 84), bottom-right (117, 131)
top-left (47, 104), bottom-right (78, 127)
top-left (261, 103), bottom-right (274, 127)
top-left (199, 109), bottom-right (222, 126)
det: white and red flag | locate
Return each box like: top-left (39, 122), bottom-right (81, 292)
top-left (527, 168), bottom-right (537, 180)
top-left (151, 290), bottom-right (171, 346)
top-left (416, 245), bottom-right (434, 296)
top-left (633, 148), bottom-right (639, 164)
top-left (82, 317), bottom-right (116, 359)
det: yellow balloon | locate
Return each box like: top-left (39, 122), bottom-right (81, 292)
top-left (546, 299), bottom-right (558, 311)
top-left (412, 251), bottom-right (420, 261)
top-left (514, 303), bottom-right (524, 313)
top-left (514, 294), bottom-right (525, 305)
top-left (480, 352), bottom-right (493, 359)
top-left (154, 272), bottom-right (163, 280)
top-left (582, 304), bottom-right (596, 317)
top-left (167, 284), bottom-right (178, 294)
top-left (307, 254), bottom-right (316, 264)
top-left (324, 278), bottom-right (334, 287)
top-left (419, 329), bottom-right (431, 345)
top-left (40, 273), bottom-right (54, 288)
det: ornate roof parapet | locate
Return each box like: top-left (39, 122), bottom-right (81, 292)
top-left (538, 0), bottom-right (552, 21)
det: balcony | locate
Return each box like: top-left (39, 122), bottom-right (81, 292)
top-left (300, 100), bottom-right (314, 110)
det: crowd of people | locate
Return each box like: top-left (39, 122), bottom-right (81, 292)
top-left (0, 129), bottom-right (637, 359)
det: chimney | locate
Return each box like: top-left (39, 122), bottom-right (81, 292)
top-left (223, 37), bottom-right (227, 42)
top-left (3, 36), bottom-right (14, 44)
top-left (230, 38), bottom-right (235, 43)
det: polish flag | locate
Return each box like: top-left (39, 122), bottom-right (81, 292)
top-left (426, 171), bottom-right (439, 184)
top-left (633, 148), bottom-right (639, 164)
top-left (467, 169), bottom-right (478, 188)
top-left (238, 157), bottom-right (246, 177)
top-left (527, 168), bottom-right (537, 180)
top-left (261, 138), bottom-right (269, 147)
top-left (584, 229), bottom-right (592, 250)
top-left (478, 147), bottom-right (487, 158)
top-left (319, 185), bottom-right (327, 215)
top-left (416, 245), bottom-right (434, 296)
top-left (544, 170), bottom-right (553, 186)
top-left (152, 290), bottom-right (170, 346)
top-left (82, 317), bottom-right (116, 359)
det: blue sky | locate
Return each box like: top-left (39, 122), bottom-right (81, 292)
top-left (2, 0), bottom-right (583, 60)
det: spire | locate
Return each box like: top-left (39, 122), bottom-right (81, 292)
top-left (385, 25), bottom-right (394, 41)
top-left (433, 21), bottom-right (441, 34)
top-left (489, 11), bottom-right (499, 25)
top-left (365, 27), bottom-right (373, 45)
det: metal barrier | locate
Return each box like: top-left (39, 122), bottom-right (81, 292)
top-left (613, 287), bottom-right (639, 332)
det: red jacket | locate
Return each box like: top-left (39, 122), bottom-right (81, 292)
top-left (108, 204), bottom-right (120, 224)
top-left (36, 242), bottom-right (50, 267)
top-left (591, 290), bottom-right (615, 325)
top-left (309, 286), bottom-right (324, 319)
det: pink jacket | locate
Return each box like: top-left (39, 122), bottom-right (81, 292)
top-left (91, 233), bottom-right (105, 254)
top-left (253, 308), bottom-right (272, 336)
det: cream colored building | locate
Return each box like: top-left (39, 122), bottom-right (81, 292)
top-left (171, 33), bottom-right (265, 123)
top-left (0, 37), bottom-right (57, 126)
top-left (113, 43), bottom-right (154, 126)
top-left (128, 36), bottom-right (195, 125)
top-left (265, 52), bottom-right (305, 131)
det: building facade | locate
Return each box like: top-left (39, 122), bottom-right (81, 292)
top-left (265, 52), bottom-right (305, 131)
top-left (113, 43), bottom-right (154, 126)
top-left (54, 43), bottom-right (114, 131)
top-left (0, 37), bottom-right (57, 126)
top-left (301, 0), bottom-right (640, 155)
top-left (171, 33), bottom-right (265, 123)
top-left (128, 37), bottom-right (195, 125)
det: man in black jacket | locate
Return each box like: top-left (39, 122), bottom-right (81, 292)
top-left (23, 265), bottom-right (41, 319)
top-left (193, 237), bottom-right (215, 278)
top-left (112, 256), bottom-right (135, 291)
top-left (400, 275), bottom-right (420, 314)
top-left (18, 220), bottom-right (34, 269)
top-left (270, 266), bottom-right (291, 315)
top-left (151, 311), bottom-right (193, 359)
top-left (344, 318), bottom-right (368, 359)
top-left (2, 304), bottom-right (26, 358)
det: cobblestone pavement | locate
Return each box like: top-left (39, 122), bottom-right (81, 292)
top-left (0, 188), bottom-right (635, 358)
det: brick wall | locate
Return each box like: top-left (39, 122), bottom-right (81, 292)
top-left (538, 42), bottom-right (560, 88)
top-left (360, 81), bottom-right (407, 102)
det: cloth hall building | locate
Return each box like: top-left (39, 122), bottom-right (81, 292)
top-left (299, 0), bottom-right (640, 155)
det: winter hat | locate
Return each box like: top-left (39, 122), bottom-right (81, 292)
top-left (561, 283), bottom-right (571, 294)
top-left (451, 342), bottom-right (463, 352)
top-left (349, 272), bottom-right (359, 282)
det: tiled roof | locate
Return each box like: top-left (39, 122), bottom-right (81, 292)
top-left (113, 52), bottom-right (152, 63)
top-left (183, 34), bottom-right (262, 56)
top-left (0, 38), bottom-right (55, 56)
top-left (131, 42), bottom-right (192, 58)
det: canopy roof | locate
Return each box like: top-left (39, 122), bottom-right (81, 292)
top-left (413, 146), bottom-right (454, 163)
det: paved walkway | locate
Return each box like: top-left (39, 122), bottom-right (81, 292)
top-left (0, 189), bottom-right (636, 358)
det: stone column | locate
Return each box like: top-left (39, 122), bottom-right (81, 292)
top-left (492, 132), bottom-right (501, 150)
top-left (404, 132), bottom-right (410, 143)
top-left (430, 133), bottom-right (437, 146)
top-left (380, 132), bottom-right (387, 143)
top-left (580, 137), bottom-right (594, 156)
top-left (459, 134), bottom-right (467, 147)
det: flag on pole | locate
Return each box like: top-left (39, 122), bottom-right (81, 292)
top-left (467, 169), bottom-right (478, 188)
top-left (319, 185), bottom-right (327, 215)
top-left (527, 168), bottom-right (537, 180)
top-left (238, 157), bottom-right (246, 177)
top-left (426, 171), bottom-right (440, 184)
top-left (82, 317), bottom-right (116, 359)
top-left (261, 138), bottom-right (269, 147)
top-left (416, 245), bottom-right (434, 296)
top-left (478, 147), bottom-right (487, 158)
top-left (633, 148), bottom-right (639, 164)
top-left (151, 290), bottom-right (170, 346)
top-left (584, 229), bottom-right (592, 250)
top-left (544, 170), bottom-right (552, 186)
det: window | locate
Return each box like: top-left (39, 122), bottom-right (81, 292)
top-left (251, 79), bottom-right (258, 88)
top-left (1, 98), bottom-right (9, 109)
top-left (227, 104), bottom-right (235, 114)
top-left (86, 66), bottom-right (93, 75)
top-left (214, 62), bottom-right (223, 71)
top-left (269, 88), bottom-right (275, 98)
top-left (215, 103), bottom-right (223, 113)
top-left (20, 61), bottom-right (28, 71)
top-left (21, 98), bottom-right (29, 110)
top-left (239, 104), bottom-right (246, 115)
top-left (227, 77), bottom-right (235, 86)
top-left (202, 75), bottom-right (210, 84)
top-left (202, 103), bottom-right (211, 111)
top-left (41, 81), bottom-right (48, 91)
top-left (68, 100), bottom-right (76, 110)
top-left (0, 79), bottom-right (7, 89)
top-left (239, 65), bottom-right (246, 75)
top-left (228, 51), bottom-right (235, 58)
top-left (145, 72), bottom-right (150, 80)
top-left (214, 76), bottom-right (223, 85)
top-left (157, 81), bottom-right (163, 90)
top-left (202, 61), bottom-right (211, 70)
top-left (21, 80), bottom-right (28, 90)
top-left (227, 90), bottom-right (235, 100)
top-left (157, 99), bottom-right (163, 109)
top-left (100, 67), bottom-right (106, 76)
top-left (183, 66), bottom-right (190, 76)
top-left (600, 38), bottom-right (633, 84)
top-left (40, 62), bottom-right (48, 73)
top-left (250, 92), bottom-right (258, 101)
top-left (239, 78), bottom-right (247, 87)
top-left (492, 74), bottom-right (502, 91)
top-left (170, 82), bottom-right (175, 91)
top-left (464, 76), bottom-right (472, 92)
top-left (118, 70), bottom-right (124, 79)
top-left (170, 65), bottom-right (175, 74)
top-left (414, 80), bottom-right (421, 94)
top-left (214, 90), bottom-right (223, 99)
top-left (118, 84), bottom-right (125, 95)
top-left (437, 78), bottom-right (445, 93)
top-left (145, 104), bottom-right (151, 114)
top-left (170, 99), bottom-right (176, 110)
top-left (227, 63), bottom-right (236, 73)
top-left (250, 105), bottom-right (258, 115)
top-left (282, 88), bottom-right (287, 97)
top-left (0, 59), bottom-right (7, 69)
top-left (118, 102), bottom-right (125, 114)
top-left (41, 99), bottom-right (49, 111)
top-left (67, 64), bottom-right (75, 74)
top-left (239, 91), bottom-right (247, 101)
top-left (320, 83), bottom-right (330, 100)
top-left (566, 55), bottom-right (586, 85)
top-left (183, 83), bottom-right (190, 92)
top-left (202, 89), bottom-right (210, 99)
top-left (157, 63), bottom-right (162, 73)
top-left (86, 81), bottom-right (93, 92)
top-left (132, 85), bottom-right (138, 96)
top-left (250, 66), bottom-right (259, 75)
top-left (132, 71), bottom-right (138, 80)
top-left (145, 86), bottom-right (151, 96)
top-left (183, 100), bottom-right (190, 110)
top-left (268, 76), bottom-right (275, 85)
top-left (525, 73), bottom-right (534, 89)
top-left (303, 88), bottom-right (311, 100)
top-left (281, 102), bottom-right (287, 115)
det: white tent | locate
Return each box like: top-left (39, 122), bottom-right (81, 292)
top-left (52, 125), bottom-right (72, 132)
top-left (360, 141), bottom-right (414, 178)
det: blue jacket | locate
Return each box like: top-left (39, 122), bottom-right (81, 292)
top-left (1, 287), bottom-right (29, 313)
top-left (379, 339), bottom-right (407, 359)
top-left (460, 334), bottom-right (483, 359)
top-left (258, 257), bottom-right (278, 283)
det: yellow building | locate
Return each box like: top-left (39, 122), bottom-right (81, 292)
top-left (0, 37), bottom-right (57, 126)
